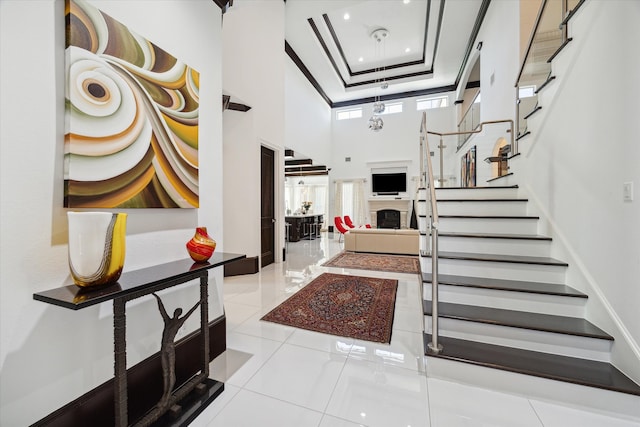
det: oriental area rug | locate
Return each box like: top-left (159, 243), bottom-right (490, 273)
top-left (322, 251), bottom-right (420, 274)
top-left (261, 273), bottom-right (397, 343)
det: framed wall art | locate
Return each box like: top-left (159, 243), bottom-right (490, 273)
top-left (64, 0), bottom-right (200, 208)
top-left (461, 145), bottom-right (476, 188)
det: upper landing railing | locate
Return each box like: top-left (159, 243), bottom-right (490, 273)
top-left (516, 0), bottom-right (585, 138)
top-left (429, 119), bottom-right (515, 186)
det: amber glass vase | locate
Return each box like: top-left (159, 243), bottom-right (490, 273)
top-left (186, 227), bottom-right (216, 263)
top-left (67, 212), bottom-right (127, 287)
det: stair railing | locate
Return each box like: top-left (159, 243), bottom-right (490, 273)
top-left (457, 91), bottom-right (481, 148)
top-left (430, 119), bottom-right (515, 159)
top-left (419, 112), bottom-right (443, 355)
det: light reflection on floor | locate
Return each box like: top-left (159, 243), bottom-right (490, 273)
top-left (191, 232), bottom-right (640, 427)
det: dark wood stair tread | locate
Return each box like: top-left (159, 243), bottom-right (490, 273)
top-left (439, 215), bottom-right (539, 219)
top-left (535, 75), bottom-right (556, 94)
top-left (437, 198), bottom-right (528, 202)
top-left (438, 232), bottom-right (551, 241)
top-left (423, 301), bottom-right (612, 340)
top-left (435, 185), bottom-right (519, 190)
top-left (523, 105), bottom-right (542, 120)
top-left (423, 334), bottom-right (640, 396)
top-left (487, 173), bottom-right (514, 182)
top-left (422, 273), bottom-right (587, 298)
top-left (420, 251), bottom-right (569, 266)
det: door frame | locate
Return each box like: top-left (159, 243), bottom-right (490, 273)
top-left (260, 139), bottom-right (284, 264)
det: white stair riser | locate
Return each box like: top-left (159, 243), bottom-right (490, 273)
top-left (438, 217), bottom-right (539, 235)
top-left (439, 236), bottom-right (551, 257)
top-left (488, 174), bottom-right (517, 187)
top-left (435, 188), bottom-right (519, 199)
top-left (424, 316), bottom-right (611, 362)
top-left (437, 201), bottom-right (528, 216)
top-left (416, 201), bottom-right (430, 217)
top-left (426, 358), bottom-right (640, 420)
top-left (419, 234), bottom-right (429, 253)
top-left (420, 257), bottom-right (566, 284)
top-left (418, 217), bottom-right (430, 232)
top-left (423, 283), bottom-right (585, 317)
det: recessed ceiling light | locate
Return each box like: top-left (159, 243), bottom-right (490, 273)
top-left (403, 0), bottom-right (410, 4)
top-left (405, 47), bottom-right (411, 53)
top-left (358, 57), bottom-right (364, 62)
top-left (344, 12), bottom-right (350, 20)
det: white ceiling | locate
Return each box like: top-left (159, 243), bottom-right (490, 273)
top-left (285, 0), bottom-right (488, 106)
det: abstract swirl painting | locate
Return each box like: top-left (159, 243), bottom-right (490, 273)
top-left (64, 0), bottom-right (200, 208)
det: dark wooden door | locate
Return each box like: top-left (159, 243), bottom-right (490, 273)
top-left (260, 146), bottom-right (275, 267)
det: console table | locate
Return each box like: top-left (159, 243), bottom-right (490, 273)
top-left (33, 252), bottom-right (245, 427)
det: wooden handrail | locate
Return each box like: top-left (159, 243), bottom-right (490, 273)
top-left (429, 119), bottom-right (515, 155)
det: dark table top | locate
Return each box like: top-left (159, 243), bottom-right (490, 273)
top-left (33, 252), bottom-right (246, 310)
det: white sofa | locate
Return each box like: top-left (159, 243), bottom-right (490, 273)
top-left (344, 228), bottom-right (419, 255)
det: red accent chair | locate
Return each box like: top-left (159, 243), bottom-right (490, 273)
top-left (334, 216), bottom-right (350, 242)
top-left (345, 215), bottom-right (372, 229)
top-left (344, 215), bottom-right (356, 228)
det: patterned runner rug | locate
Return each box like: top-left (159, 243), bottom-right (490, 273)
top-left (261, 272), bottom-right (397, 343)
top-left (322, 251), bottom-right (420, 274)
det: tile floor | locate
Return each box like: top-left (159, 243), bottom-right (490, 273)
top-left (191, 233), bottom-right (640, 427)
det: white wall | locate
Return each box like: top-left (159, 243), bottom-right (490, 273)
top-left (329, 95), bottom-right (456, 221)
top-left (223, 109), bottom-right (261, 258)
top-left (450, 0), bottom-right (520, 187)
top-left (285, 59), bottom-right (333, 166)
top-left (0, 1), bottom-right (223, 424)
top-left (476, 0), bottom-right (520, 123)
top-left (222, 0), bottom-right (286, 262)
top-left (509, 0), bottom-right (640, 382)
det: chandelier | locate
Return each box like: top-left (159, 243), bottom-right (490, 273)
top-left (369, 28), bottom-right (389, 132)
top-left (368, 115), bottom-right (384, 131)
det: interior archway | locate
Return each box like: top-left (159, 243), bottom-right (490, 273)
top-left (490, 137), bottom-right (510, 178)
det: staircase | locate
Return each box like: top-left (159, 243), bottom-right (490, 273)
top-left (417, 184), bottom-right (640, 415)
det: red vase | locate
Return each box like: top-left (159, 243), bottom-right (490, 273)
top-left (186, 227), bottom-right (216, 263)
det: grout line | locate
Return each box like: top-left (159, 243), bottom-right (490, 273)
top-left (199, 384), bottom-right (240, 426)
top-left (321, 348), bottom-right (350, 415)
top-left (426, 376), bottom-right (435, 427)
top-left (527, 398), bottom-right (546, 427)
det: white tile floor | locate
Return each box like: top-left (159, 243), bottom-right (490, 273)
top-left (192, 233), bottom-right (640, 427)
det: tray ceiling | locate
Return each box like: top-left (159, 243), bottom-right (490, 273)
top-left (285, 0), bottom-right (488, 106)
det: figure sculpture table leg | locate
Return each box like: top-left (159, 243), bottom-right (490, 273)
top-left (111, 271), bottom-right (212, 427)
top-left (200, 274), bottom-right (209, 378)
top-left (114, 297), bottom-right (128, 427)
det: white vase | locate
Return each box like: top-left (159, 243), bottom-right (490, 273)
top-left (67, 212), bottom-right (127, 287)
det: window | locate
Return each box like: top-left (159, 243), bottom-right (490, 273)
top-left (336, 108), bottom-right (363, 120)
top-left (519, 85), bottom-right (536, 98)
top-left (416, 96), bottom-right (449, 110)
top-left (341, 182), bottom-right (354, 218)
top-left (378, 102), bottom-right (403, 115)
top-left (285, 175), bottom-right (329, 227)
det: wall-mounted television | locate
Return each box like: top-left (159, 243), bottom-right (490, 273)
top-left (372, 172), bottom-right (407, 194)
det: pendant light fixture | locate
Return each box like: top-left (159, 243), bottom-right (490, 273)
top-left (369, 28), bottom-right (389, 132)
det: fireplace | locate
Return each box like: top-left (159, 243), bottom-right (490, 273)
top-left (377, 209), bottom-right (400, 229)
top-left (368, 198), bottom-right (410, 229)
